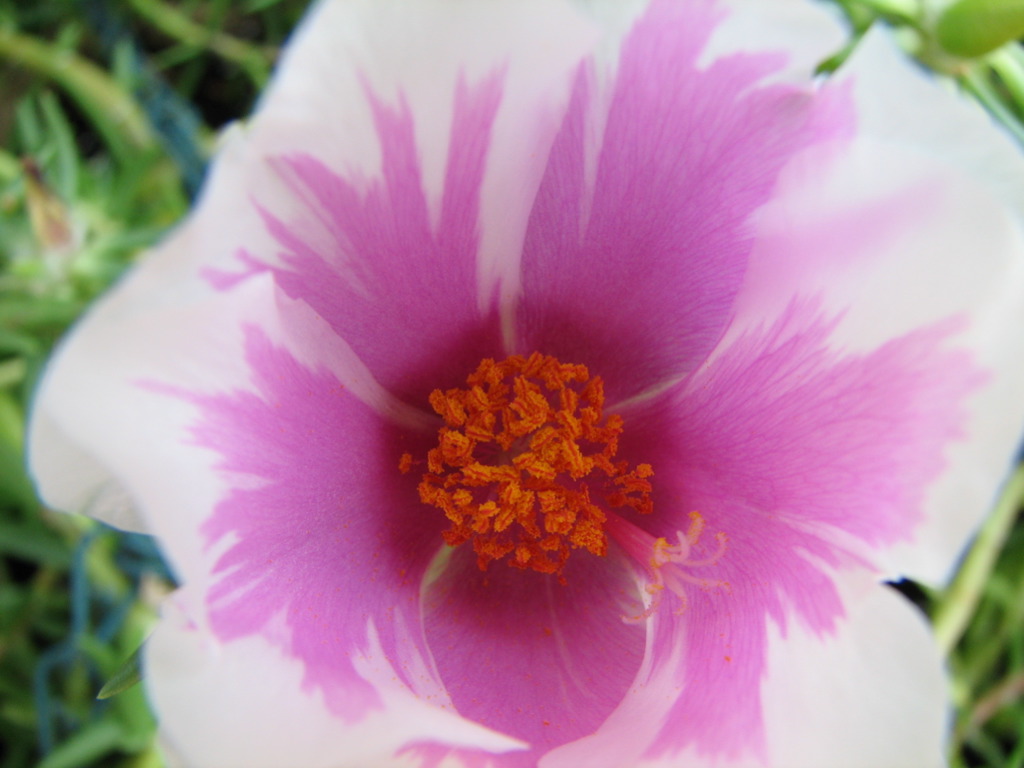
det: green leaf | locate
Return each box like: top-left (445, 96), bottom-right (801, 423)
top-left (0, 297), bottom-right (84, 330)
top-left (37, 718), bottom-right (126, 768)
top-left (0, 391), bottom-right (38, 509)
top-left (38, 91), bottom-right (80, 201)
top-left (97, 646), bottom-right (143, 700)
top-left (0, 519), bottom-right (70, 566)
top-left (937, 0), bottom-right (1024, 58)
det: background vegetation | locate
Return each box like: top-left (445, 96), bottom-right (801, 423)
top-left (0, 0), bottom-right (1021, 766)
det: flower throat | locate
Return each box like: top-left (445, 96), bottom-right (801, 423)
top-left (400, 352), bottom-right (653, 578)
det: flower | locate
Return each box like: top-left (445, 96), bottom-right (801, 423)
top-left (28, 0), bottom-right (1024, 766)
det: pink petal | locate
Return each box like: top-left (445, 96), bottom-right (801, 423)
top-left (514, 0), bottom-right (852, 402)
top-left (730, 29), bottom-right (1024, 584)
top-left (203, 0), bottom-right (601, 404)
top-left (184, 324), bottom-right (441, 720)
top-left (600, 301), bottom-right (980, 760)
top-left (243, 75), bottom-right (507, 405)
top-left (420, 545), bottom-right (646, 765)
top-left (26, 129), bottom-right (273, 535)
top-left (30, 276), bottom-right (290, 592)
top-left (148, 589), bottom-right (525, 767)
top-left (599, 574), bottom-right (947, 768)
top-left (837, 31), bottom-right (1024, 586)
top-left (28, 1), bottom-right (1024, 766)
top-left (29, 274), bottom-right (478, 748)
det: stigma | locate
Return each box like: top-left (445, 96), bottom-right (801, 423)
top-left (401, 352), bottom-right (653, 578)
top-left (606, 510), bottom-right (729, 624)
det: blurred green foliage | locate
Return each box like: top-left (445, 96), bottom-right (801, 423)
top-left (0, 1), bottom-right (1020, 766)
top-left (0, 1), bottom-right (305, 765)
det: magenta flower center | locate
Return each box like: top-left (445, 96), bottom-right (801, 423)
top-left (401, 351), bottom-right (654, 579)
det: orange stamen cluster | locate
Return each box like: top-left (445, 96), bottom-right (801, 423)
top-left (401, 352), bottom-right (653, 578)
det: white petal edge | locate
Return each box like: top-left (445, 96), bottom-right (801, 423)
top-left (757, 575), bottom-right (948, 768)
top-left (844, 27), bottom-right (1024, 220)
top-left (29, 273), bottom-right (427, 599)
top-left (835, 29), bottom-right (1024, 585)
top-left (147, 589), bottom-right (525, 768)
top-left (723, 28), bottom-right (1024, 586)
top-left (244, 0), bottom-right (601, 314)
top-left (30, 408), bottom-right (147, 532)
top-left (30, 276), bottom-right (281, 595)
top-left (630, 573), bottom-right (947, 768)
top-left (833, 30), bottom-right (1024, 586)
top-left (27, 124), bottom-right (261, 537)
top-left (702, 0), bottom-right (848, 82)
top-left (29, 0), bottom-right (604, 534)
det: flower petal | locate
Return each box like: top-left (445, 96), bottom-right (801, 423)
top-left (27, 129), bottom-right (261, 533)
top-left (30, 408), bottom-right (146, 532)
top-left (420, 546), bottom-right (646, 764)
top-left (188, 319), bottom-right (443, 721)
top-left (29, 270), bottom-right (460, 732)
top-left (30, 275), bottom-right (285, 585)
top-left (515, 0), bottom-right (852, 402)
top-left (753, 577), bottom-right (947, 768)
top-left (148, 589), bottom-right (524, 768)
top-left (592, 300), bottom-right (979, 761)
top-left (613, 574), bottom-right (946, 768)
top-left (704, 0), bottom-right (846, 83)
top-left (208, 0), bottom-right (602, 404)
top-left (728, 29), bottom-right (1024, 584)
top-left (839, 30), bottom-right (1024, 586)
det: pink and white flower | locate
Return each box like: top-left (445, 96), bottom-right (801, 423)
top-left (29, 1), bottom-right (1024, 766)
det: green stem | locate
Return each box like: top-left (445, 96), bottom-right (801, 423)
top-left (933, 464), bottom-right (1024, 656)
top-left (855, 0), bottom-right (920, 23)
top-left (960, 64), bottom-right (1024, 145)
top-left (989, 46), bottom-right (1024, 116)
top-left (0, 28), bottom-right (155, 161)
top-left (126, 0), bottom-right (275, 86)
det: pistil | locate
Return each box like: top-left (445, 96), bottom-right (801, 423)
top-left (605, 510), bottom-right (729, 624)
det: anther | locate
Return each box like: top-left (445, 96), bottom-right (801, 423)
top-left (400, 353), bottom-right (653, 578)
